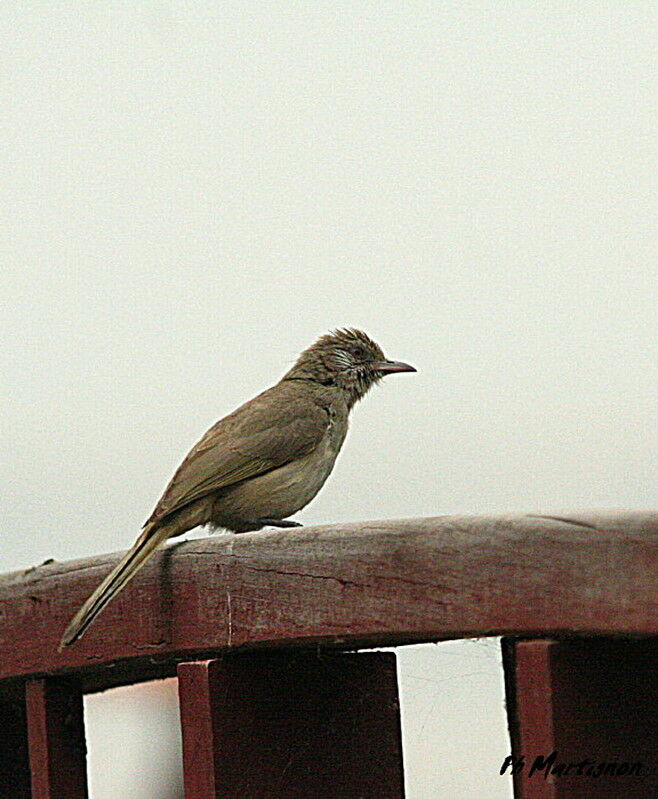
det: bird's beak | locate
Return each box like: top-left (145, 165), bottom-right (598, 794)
top-left (373, 360), bottom-right (417, 374)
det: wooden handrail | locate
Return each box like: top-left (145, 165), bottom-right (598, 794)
top-left (0, 511), bottom-right (656, 694)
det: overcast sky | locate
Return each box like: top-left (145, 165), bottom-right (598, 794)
top-left (2, 2), bottom-right (656, 797)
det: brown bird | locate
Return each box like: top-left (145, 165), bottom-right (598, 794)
top-left (60, 328), bottom-right (415, 647)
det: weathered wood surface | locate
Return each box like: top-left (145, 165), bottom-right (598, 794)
top-left (0, 512), bottom-right (655, 693)
top-left (178, 652), bottom-right (404, 798)
top-left (25, 678), bottom-right (88, 799)
top-left (503, 638), bottom-right (658, 799)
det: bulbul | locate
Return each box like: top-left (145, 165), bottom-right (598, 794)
top-left (60, 328), bottom-right (415, 647)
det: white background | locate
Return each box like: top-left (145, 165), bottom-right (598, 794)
top-left (1, 3), bottom-right (656, 796)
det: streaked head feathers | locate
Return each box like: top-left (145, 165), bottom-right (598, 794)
top-left (285, 328), bottom-right (415, 405)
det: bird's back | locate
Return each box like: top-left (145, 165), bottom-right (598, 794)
top-left (146, 379), bottom-right (345, 531)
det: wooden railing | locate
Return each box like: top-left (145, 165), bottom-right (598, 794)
top-left (0, 512), bottom-right (656, 798)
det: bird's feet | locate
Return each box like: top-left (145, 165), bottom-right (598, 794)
top-left (258, 518), bottom-right (303, 529)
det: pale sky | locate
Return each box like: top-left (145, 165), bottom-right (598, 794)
top-left (2, 2), bottom-right (656, 797)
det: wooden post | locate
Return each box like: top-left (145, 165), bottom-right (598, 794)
top-left (177, 652), bottom-right (405, 799)
top-left (25, 679), bottom-right (88, 799)
top-left (502, 638), bottom-right (658, 799)
top-left (0, 697), bottom-right (31, 799)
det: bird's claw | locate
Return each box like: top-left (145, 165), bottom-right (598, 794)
top-left (259, 518), bottom-right (303, 528)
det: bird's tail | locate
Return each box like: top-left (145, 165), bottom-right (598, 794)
top-left (59, 521), bottom-right (171, 649)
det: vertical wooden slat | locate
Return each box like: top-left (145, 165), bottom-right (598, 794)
top-left (0, 696), bottom-right (31, 799)
top-left (177, 652), bottom-right (405, 799)
top-left (25, 679), bottom-right (88, 799)
top-left (502, 638), bottom-right (658, 799)
top-left (503, 640), bottom-right (559, 799)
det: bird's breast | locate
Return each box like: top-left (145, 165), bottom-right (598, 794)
top-left (214, 420), bottom-right (347, 524)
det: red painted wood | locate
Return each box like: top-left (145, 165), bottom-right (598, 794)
top-left (177, 652), bottom-right (405, 798)
top-left (0, 512), bottom-right (655, 692)
top-left (0, 698), bottom-right (31, 799)
top-left (503, 638), bottom-right (658, 799)
top-left (26, 679), bottom-right (88, 799)
top-left (503, 641), bottom-right (559, 799)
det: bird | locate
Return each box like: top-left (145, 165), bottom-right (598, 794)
top-left (59, 328), bottom-right (415, 648)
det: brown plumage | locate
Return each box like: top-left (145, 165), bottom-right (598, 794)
top-left (60, 329), bottom-right (415, 647)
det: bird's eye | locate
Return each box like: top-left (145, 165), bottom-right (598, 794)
top-left (352, 346), bottom-right (366, 359)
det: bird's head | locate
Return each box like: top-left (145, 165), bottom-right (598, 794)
top-left (284, 328), bottom-right (416, 406)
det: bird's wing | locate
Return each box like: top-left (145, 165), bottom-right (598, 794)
top-left (146, 383), bottom-right (329, 525)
